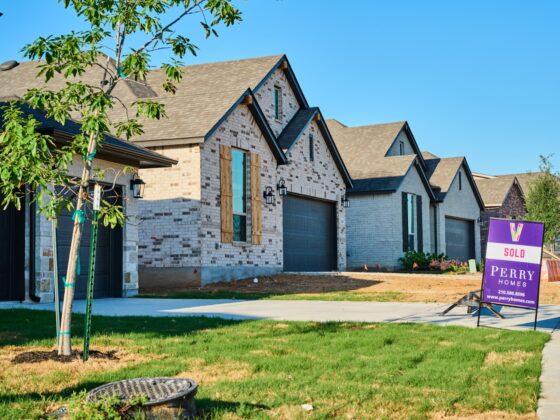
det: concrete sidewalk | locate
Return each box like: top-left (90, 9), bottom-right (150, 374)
top-left (2, 298), bottom-right (559, 418)
top-left (1, 297), bottom-right (559, 331)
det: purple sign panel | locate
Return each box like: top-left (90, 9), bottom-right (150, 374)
top-left (482, 219), bottom-right (545, 309)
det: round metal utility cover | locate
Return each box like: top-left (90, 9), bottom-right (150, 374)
top-left (0, 60), bottom-right (19, 71)
top-left (86, 377), bottom-right (198, 406)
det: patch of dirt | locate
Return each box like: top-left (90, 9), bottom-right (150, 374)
top-left (177, 358), bottom-right (253, 385)
top-left (12, 349), bottom-right (118, 364)
top-left (484, 351), bottom-right (532, 367)
top-left (0, 345), bottom-right (153, 394)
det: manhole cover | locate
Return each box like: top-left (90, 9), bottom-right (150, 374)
top-left (86, 377), bottom-right (198, 406)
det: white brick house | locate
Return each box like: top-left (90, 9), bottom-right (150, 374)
top-left (127, 56), bottom-right (352, 288)
top-left (328, 120), bottom-right (484, 270)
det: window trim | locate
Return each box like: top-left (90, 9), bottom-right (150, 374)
top-left (407, 193), bottom-right (417, 251)
top-left (309, 134), bottom-right (314, 162)
top-left (273, 85), bottom-right (282, 121)
top-left (231, 148), bottom-right (248, 242)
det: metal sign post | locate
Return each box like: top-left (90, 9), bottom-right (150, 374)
top-left (83, 184), bottom-right (101, 361)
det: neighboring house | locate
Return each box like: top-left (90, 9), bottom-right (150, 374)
top-left (423, 154), bottom-right (485, 262)
top-left (327, 119), bottom-right (484, 269)
top-left (0, 100), bottom-right (176, 303)
top-left (115, 55), bottom-right (352, 287)
top-left (473, 173), bottom-right (526, 255)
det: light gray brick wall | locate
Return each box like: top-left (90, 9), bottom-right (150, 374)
top-left (277, 119), bottom-right (347, 270)
top-left (200, 104), bottom-right (283, 270)
top-left (254, 68), bottom-right (300, 137)
top-left (33, 158), bottom-right (139, 302)
top-left (138, 144), bottom-right (202, 269)
top-left (346, 165), bottom-right (432, 270)
top-left (436, 166), bottom-right (482, 261)
top-left (386, 130), bottom-right (414, 156)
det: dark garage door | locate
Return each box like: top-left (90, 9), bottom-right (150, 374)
top-left (445, 217), bottom-right (475, 261)
top-left (56, 189), bottom-right (123, 300)
top-left (283, 195), bottom-right (337, 271)
top-left (0, 198), bottom-right (25, 301)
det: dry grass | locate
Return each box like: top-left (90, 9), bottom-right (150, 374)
top-left (484, 351), bottom-right (533, 367)
top-left (176, 358), bottom-right (253, 385)
top-left (430, 410), bottom-right (536, 419)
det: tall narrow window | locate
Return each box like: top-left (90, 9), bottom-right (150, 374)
top-left (399, 141), bottom-right (405, 155)
top-left (458, 171), bottom-right (462, 190)
top-left (309, 134), bottom-right (314, 161)
top-left (274, 86), bottom-right (282, 120)
top-left (232, 149), bottom-right (247, 242)
top-left (407, 193), bottom-right (417, 250)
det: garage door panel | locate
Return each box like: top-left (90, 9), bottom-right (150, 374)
top-left (56, 187), bottom-right (123, 300)
top-left (283, 195), bottom-right (336, 272)
top-left (445, 217), bottom-right (475, 261)
top-left (0, 197), bottom-right (25, 301)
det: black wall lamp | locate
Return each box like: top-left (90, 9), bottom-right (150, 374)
top-left (264, 186), bottom-right (275, 205)
top-left (341, 195), bottom-right (350, 208)
top-left (130, 174), bottom-right (146, 199)
top-left (277, 178), bottom-right (288, 196)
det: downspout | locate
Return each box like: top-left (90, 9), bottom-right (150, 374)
top-left (433, 204), bottom-right (438, 254)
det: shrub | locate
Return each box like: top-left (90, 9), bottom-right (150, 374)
top-left (399, 251), bottom-right (447, 271)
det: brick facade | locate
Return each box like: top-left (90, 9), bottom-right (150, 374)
top-left (480, 182), bottom-right (526, 256)
top-left (137, 66), bottom-right (348, 287)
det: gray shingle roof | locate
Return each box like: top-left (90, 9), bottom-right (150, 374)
top-left (421, 150), bottom-right (439, 160)
top-left (424, 157), bottom-right (464, 193)
top-left (277, 108), bottom-right (318, 150)
top-left (0, 55), bottom-right (285, 143)
top-left (474, 175), bottom-right (518, 207)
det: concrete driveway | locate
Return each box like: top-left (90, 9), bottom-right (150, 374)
top-left (2, 298), bottom-right (559, 332)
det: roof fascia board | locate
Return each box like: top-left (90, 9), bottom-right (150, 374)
top-left (247, 91), bottom-right (288, 164)
top-left (458, 158), bottom-right (485, 210)
top-left (46, 128), bottom-right (177, 167)
top-left (253, 55), bottom-right (309, 108)
top-left (315, 110), bottom-right (354, 188)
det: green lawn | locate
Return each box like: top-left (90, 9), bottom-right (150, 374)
top-left (0, 309), bottom-right (549, 419)
top-left (139, 290), bottom-right (405, 302)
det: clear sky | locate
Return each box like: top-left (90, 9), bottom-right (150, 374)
top-left (1, 1), bottom-right (558, 175)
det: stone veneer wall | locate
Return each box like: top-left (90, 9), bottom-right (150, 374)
top-left (480, 183), bottom-right (526, 256)
top-left (276, 119), bottom-right (347, 270)
top-left (32, 157), bottom-right (139, 302)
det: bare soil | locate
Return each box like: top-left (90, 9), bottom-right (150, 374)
top-left (170, 272), bottom-right (560, 304)
top-left (12, 349), bottom-right (118, 364)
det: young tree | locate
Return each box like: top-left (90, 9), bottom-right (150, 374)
top-left (525, 155), bottom-right (560, 248)
top-left (0, 0), bottom-right (242, 355)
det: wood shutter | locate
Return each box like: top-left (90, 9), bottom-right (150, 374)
top-left (220, 145), bottom-right (233, 243)
top-left (250, 153), bottom-right (262, 245)
top-left (402, 192), bottom-right (409, 252)
top-left (416, 195), bottom-right (423, 253)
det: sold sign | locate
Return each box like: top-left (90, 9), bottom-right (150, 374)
top-left (481, 219), bottom-right (545, 310)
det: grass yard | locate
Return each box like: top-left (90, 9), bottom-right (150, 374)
top-left (0, 309), bottom-right (549, 419)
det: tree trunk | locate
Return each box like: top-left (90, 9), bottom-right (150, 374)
top-left (58, 132), bottom-right (97, 356)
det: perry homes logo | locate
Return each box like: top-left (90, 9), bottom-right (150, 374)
top-left (510, 222), bottom-right (524, 242)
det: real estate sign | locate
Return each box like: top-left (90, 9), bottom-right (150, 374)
top-left (482, 218), bottom-right (545, 309)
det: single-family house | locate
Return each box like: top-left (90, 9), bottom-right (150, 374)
top-left (473, 173), bottom-right (526, 255)
top-left (117, 55), bottom-right (353, 288)
top-left (327, 119), bottom-right (483, 269)
top-left (0, 100), bottom-right (176, 303)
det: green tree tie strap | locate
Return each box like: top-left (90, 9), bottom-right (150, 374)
top-left (117, 67), bottom-right (126, 78)
top-left (72, 209), bottom-right (85, 223)
top-left (76, 253), bottom-right (81, 276)
top-left (83, 151), bottom-right (97, 161)
top-left (57, 331), bottom-right (71, 335)
top-left (62, 277), bottom-right (75, 287)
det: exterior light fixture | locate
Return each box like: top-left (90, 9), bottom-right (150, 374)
top-left (130, 174), bottom-right (146, 199)
top-left (264, 186), bottom-right (275, 205)
top-left (341, 195), bottom-right (350, 208)
top-left (277, 178), bottom-right (288, 196)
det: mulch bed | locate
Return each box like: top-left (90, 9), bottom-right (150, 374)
top-left (12, 349), bottom-right (119, 364)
